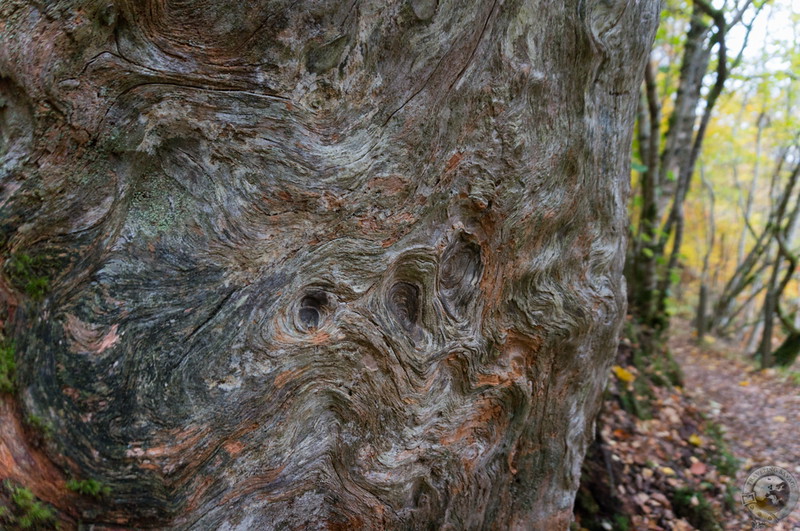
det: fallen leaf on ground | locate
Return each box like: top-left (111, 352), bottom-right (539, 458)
top-left (613, 428), bottom-right (631, 439)
top-left (612, 365), bottom-right (636, 383)
top-left (690, 461), bottom-right (707, 475)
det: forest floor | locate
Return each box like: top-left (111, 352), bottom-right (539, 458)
top-left (673, 329), bottom-right (800, 529)
top-left (574, 319), bottom-right (800, 531)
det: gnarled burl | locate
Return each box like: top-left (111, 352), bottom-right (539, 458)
top-left (0, 0), bottom-right (658, 528)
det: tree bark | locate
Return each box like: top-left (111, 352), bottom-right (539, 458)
top-left (0, 0), bottom-right (658, 528)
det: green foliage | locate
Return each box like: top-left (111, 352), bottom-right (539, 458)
top-left (671, 487), bottom-right (722, 531)
top-left (704, 422), bottom-right (739, 477)
top-left (663, 296), bottom-right (679, 317)
top-left (5, 254), bottom-right (50, 301)
top-left (646, 349), bottom-right (684, 388)
top-left (618, 377), bottom-right (655, 420)
top-left (668, 268), bottom-right (681, 286)
top-left (773, 332), bottom-right (800, 368)
top-left (24, 278), bottom-right (48, 300)
top-left (0, 339), bottom-right (15, 393)
top-left (25, 415), bottom-right (53, 442)
top-left (1, 481), bottom-right (57, 529)
top-left (66, 478), bottom-right (110, 499)
top-left (782, 370), bottom-right (800, 386)
top-left (613, 514), bottom-right (631, 531)
top-left (616, 322), bottom-right (684, 420)
top-left (723, 483), bottom-right (737, 513)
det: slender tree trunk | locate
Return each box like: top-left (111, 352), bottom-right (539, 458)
top-left (627, 0), bottom-right (761, 333)
top-left (757, 160), bottom-right (800, 368)
top-left (0, 0), bottom-right (658, 528)
top-left (696, 166), bottom-right (715, 340)
top-left (737, 110), bottom-right (766, 265)
top-left (759, 258), bottom-right (781, 368)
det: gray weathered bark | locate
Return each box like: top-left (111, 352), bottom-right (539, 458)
top-left (0, 0), bottom-right (658, 528)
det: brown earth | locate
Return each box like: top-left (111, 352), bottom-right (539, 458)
top-left (674, 332), bottom-right (800, 530)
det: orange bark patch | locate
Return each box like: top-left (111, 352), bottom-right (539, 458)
top-left (507, 442), bottom-right (519, 475)
top-left (366, 174), bottom-right (409, 196)
top-left (64, 314), bottom-right (119, 355)
top-left (224, 440), bottom-right (245, 456)
top-left (126, 425), bottom-right (208, 464)
top-left (183, 475), bottom-right (216, 514)
top-left (0, 396), bottom-right (79, 520)
top-left (381, 236), bottom-right (399, 248)
top-left (445, 151), bottom-right (464, 173)
top-left (357, 215), bottom-right (381, 233)
top-left (310, 330), bottom-right (331, 345)
top-left (273, 367), bottom-right (307, 390)
top-left (500, 331), bottom-right (544, 368)
top-left (221, 465), bottom-right (287, 504)
top-left (475, 373), bottom-right (502, 387)
top-left (440, 398), bottom-right (504, 447)
top-left (391, 212), bottom-right (416, 224)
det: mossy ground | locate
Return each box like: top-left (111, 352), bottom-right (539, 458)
top-left (573, 321), bottom-right (738, 530)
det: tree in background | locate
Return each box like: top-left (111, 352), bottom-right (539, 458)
top-left (676, 0), bottom-right (800, 368)
top-left (627, 0), bottom-right (764, 335)
top-left (0, 0), bottom-right (657, 527)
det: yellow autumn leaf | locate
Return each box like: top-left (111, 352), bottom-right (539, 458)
top-left (739, 380), bottom-right (750, 386)
top-left (773, 415), bottom-right (787, 423)
top-left (661, 467), bottom-right (676, 476)
top-left (612, 365), bottom-right (635, 383)
top-left (688, 434), bottom-right (702, 447)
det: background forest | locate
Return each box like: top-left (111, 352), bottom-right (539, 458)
top-left (0, 0), bottom-right (797, 529)
top-left (576, 0), bottom-right (800, 529)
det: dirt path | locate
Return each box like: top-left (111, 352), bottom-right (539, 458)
top-left (673, 336), bottom-right (800, 529)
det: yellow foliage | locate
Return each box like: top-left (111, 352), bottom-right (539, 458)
top-left (688, 434), bottom-right (703, 447)
top-left (612, 365), bottom-right (636, 383)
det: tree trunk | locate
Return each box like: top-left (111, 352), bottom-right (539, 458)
top-left (0, 0), bottom-right (658, 528)
top-left (695, 165), bottom-right (714, 340)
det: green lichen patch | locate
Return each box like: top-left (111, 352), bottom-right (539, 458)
top-left (5, 254), bottom-right (50, 300)
top-left (0, 339), bottom-right (14, 393)
top-left (127, 173), bottom-right (189, 236)
top-left (25, 414), bottom-right (54, 445)
top-left (66, 478), bottom-right (110, 500)
top-left (306, 35), bottom-right (349, 74)
top-left (0, 481), bottom-right (57, 530)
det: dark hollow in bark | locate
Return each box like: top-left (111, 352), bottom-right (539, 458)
top-left (0, 0), bottom-right (658, 528)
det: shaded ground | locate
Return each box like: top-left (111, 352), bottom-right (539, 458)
top-left (673, 333), bottom-right (800, 529)
top-left (574, 320), bottom-right (800, 531)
